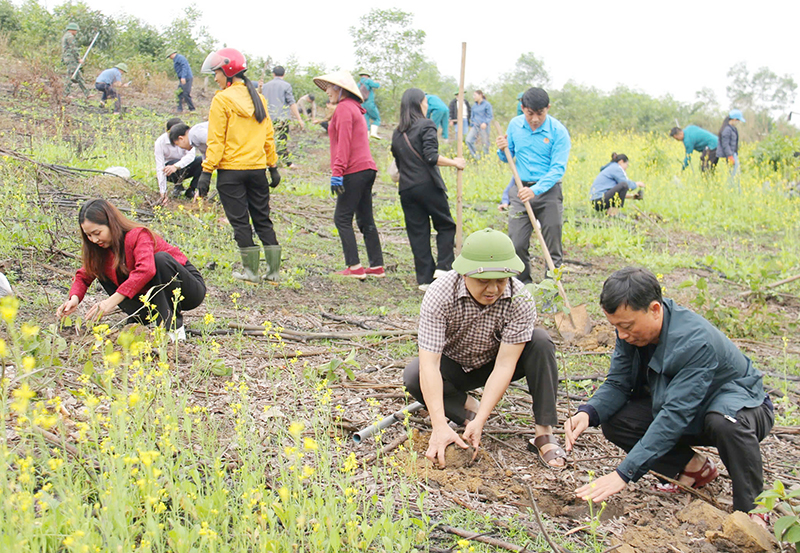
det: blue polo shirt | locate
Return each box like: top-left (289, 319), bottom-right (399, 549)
top-left (172, 54), bottom-right (193, 80)
top-left (497, 114), bottom-right (571, 196)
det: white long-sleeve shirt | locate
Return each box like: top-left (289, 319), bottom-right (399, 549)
top-left (154, 132), bottom-right (196, 194)
top-left (189, 122), bottom-right (208, 157)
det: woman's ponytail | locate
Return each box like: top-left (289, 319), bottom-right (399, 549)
top-left (240, 73), bottom-right (266, 123)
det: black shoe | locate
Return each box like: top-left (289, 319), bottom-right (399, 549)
top-left (171, 186), bottom-right (184, 198)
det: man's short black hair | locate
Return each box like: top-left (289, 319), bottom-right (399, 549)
top-left (669, 126), bottom-right (683, 137)
top-left (273, 66), bottom-right (285, 76)
top-left (166, 117), bottom-right (184, 132)
top-left (600, 267), bottom-right (663, 313)
top-left (168, 123), bottom-right (190, 145)
top-left (521, 87), bottom-right (549, 111)
top-left (308, 93), bottom-right (315, 102)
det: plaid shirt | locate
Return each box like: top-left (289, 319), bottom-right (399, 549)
top-left (417, 271), bottom-right (537, 372)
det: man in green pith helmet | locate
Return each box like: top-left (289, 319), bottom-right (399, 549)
top-left (61, 22), bottom-right (90, 98)
top-left (403, 228), bottom-right (565, 469)
top-left (358, 71), bottom-right (381, 139)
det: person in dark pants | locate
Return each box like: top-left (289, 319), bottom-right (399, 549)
top-left (56, 199), bottom-right (205, 340)
top-left (404, 228), bottom-right (565, 469)
top-left (314, 70), bottom-right (384, 279)
top-left (565, 267), bottom-right (773, 520)
top-left (197, 48), bottom-right (281, 283)
top-left (167, 51), bottom-right (195, 112)
top-left (391, 88), bottom-right (465, 290)
top-left (262, 66), bottom-right (305, 167)
top-left (95, 63), bottom-right (128, 114)
top-left (589, 153), bottom-right (644, 215)
top-left (497, 88), bottom-right (570, 284)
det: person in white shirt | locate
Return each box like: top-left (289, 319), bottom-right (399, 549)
top-left (154, 118), bottom-right (203, 204)
top-left (170, 121), bottom-right (209, 158)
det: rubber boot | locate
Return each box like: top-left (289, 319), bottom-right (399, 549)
top-left (232, 246), bottom-right (261, 283)
top-left (370, 124), bottom-right (381, 140)
top-left (263, 245), bottom-right (281, 281)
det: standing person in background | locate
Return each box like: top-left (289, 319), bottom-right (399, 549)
top-left (391, 88), bottom-right (465, 291)
top-left (170, 121), bottom-right (209, 159)
top-left (167, 50), bottom-right (195, 113)
top-left (197, 48), bottom-right (282, 283)
top-left (425, 93), bottom-right (450, 140)
top-left (589, 153), bottom-right (644, 216)
top-left (448, 92), bottom-right (471, 140)
top-left (314, 71), bottom-right (384, 279)
top-left (154, 117), bottom-right (203, 203)
top-left (297, 93), bottom-right (317, 121)
top-left (466, 90), bottom-right (493, 158)
top-left (358, 71), bottom-right (382, 139)
top-left (56, 199), bottom-right (205, 341)
top-left (496, 87), bottom-right (570, 286)
top-left (61, 22), bottom-right (89, 99)
top-left (670, 125), bottom-right (718, 172)
top-left (262, 66), bottom-right (305, 168)
top-left (95, 63), bottom-right (128, 114)
top-left (717, 109), bottom-right (745, 180)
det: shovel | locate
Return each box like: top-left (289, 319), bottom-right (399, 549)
top-left (494, 122), bottom-right (591, 342)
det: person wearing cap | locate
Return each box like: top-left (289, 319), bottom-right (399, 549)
top-left (314, 71), bottom-right (385, 279)
top-left (167, 50), bottom-right (195, 113)
top-left (95, 63), bottom-right (128, 114)
top-left (448, 93), bottom-right (471, 140)
top-left (403, 228), bottom-right (565, 469)
top-left (358, 71), bottom-right (382, 139)
top-left (153, 118), bottom-right (203, 204)
top-left (565, 267), bottom-right (773, 520)
top-left (425, 93), bottom-right (450, 140)
top-left (497, 87), bottom-right (570, 285)
top-left (466, 90), bottom-right (493, 158)
top-left (262, 66), bottom-right (305, 168)
top-left (669, 125), bottom-right (719, 172)
top-left (198, 47), bottom-right (282, 283)
top-left (61, 22), bottom-right (89, 98)
top-left (717, 109), bottom-right (745, 178)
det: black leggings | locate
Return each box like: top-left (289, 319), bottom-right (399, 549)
top-left (399, 184), bottom-right (455, 285)
top-left (592, 182), bottom-right (629, 211)
top-left (216, 169), bottom-right (277, 248)
top-left (100, 253), bottom-right (205, 330)
top-left (334, 169), bottom-right (383, 267)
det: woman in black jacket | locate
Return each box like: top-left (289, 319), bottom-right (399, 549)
top-left (391, 88), bottom-right (466, 291)
top-left (716, 109), bottom-right (745, 178)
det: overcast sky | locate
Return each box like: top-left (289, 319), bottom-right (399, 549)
top-left (69, 0), bottom-right (800, 113)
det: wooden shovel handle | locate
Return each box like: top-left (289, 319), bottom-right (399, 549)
top-left (493, 121), bottom-right (574, 314)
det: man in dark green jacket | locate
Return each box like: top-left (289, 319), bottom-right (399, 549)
top-left (565, 267), bottom-right (773, 515)
top-left (670, 125), bottom-right (719, 171)
top-left (61, 22), bottom-right (89, 98)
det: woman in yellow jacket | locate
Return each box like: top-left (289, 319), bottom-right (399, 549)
top-left (198, 47), bottom-right (282, 282)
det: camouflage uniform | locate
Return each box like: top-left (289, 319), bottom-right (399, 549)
top-left (62, 31), bottom-right (88, 97)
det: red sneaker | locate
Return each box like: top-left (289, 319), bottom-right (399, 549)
top-left (333, 266), bottom-right (366, 280)
top-left (364, 266), bottom-right (385, 278)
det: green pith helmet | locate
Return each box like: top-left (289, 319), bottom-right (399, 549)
top-left (66, 22), bottom-right (80, 32)
top-left (166, 50), bottom-right (177, 59)
top-left (114, 62), bottom-right (129, 73)
top-left (358, 70), bottom-right (370, 78)
top-left (452, 228), bottom-right (524, 279)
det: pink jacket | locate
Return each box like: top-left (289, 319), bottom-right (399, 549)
top-left (328, 97), bottom-right (377, 177)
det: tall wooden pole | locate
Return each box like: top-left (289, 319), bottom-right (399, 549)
top-left (455, 42), bottom-right (467, 254)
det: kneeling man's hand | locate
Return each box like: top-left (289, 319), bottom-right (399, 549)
top-left (426, 425), bottom-right (469, 469)
top-left (575, 471), bottom-right (626, 503)
top-left (462, 419), bottom-right (484, 454)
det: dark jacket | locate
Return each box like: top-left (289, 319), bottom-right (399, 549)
top-left (448, 98), bottom-right (471, 121)
top-left (390, 118), bottom-right (445, 193)
top-left (172, 54), bottom-right (193, 81)
top-left (716, 124), bottom-right (739, 158)
top-left (586, 298), bottom-right (768, 483)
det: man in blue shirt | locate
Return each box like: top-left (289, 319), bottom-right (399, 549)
top-left (565, 267), bottom-right (773, 518)
top-left (95, 63), bottom-right (128, 114)
top-left (670, 126), bottom-right (718, 171)
top-left (496, 87), bottom-right (570, 284)
top-left (425, 93), bottom-right (450, 139)
top-left (167, 51), bottom-right (195, 113)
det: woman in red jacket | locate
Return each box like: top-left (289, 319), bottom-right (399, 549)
top-left (314, 71), bottom-right (384, 279)
top-left (56, 199), bottom-right (205, 339)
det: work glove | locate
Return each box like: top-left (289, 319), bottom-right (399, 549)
top-left (330, 176), bottom-right (344, 196)
top-left (268, 166), bottom-right (281, 188)
top-left (197, 172), bottom-right (212, 197)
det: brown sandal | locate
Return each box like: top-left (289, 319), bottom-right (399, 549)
top-left (527, 435), bottom-right (567, 469)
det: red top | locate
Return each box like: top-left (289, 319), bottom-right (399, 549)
top-left (69, 227), bottom-right (188, 301)
top-left (328, 97), bottom-right (378, 177)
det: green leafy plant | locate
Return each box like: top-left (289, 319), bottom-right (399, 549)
top-left (753, 480), bottom-right (800, 548)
